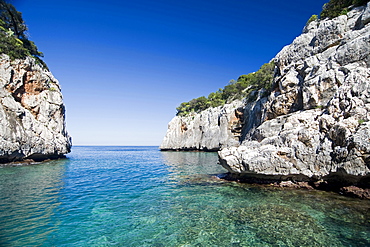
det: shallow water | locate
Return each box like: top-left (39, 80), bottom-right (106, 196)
top-left (0, 146), bottom-right (369, 246)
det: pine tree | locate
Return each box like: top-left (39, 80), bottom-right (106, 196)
top-left (0, 0), bottom-right (43, 59)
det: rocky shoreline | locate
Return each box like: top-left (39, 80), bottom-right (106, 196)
top-left (218, 172), bottom-right (370, 199)
top-left (0, 155), bottom-right (68, 167)
top-left (162, 3), bottom-right (370, 199)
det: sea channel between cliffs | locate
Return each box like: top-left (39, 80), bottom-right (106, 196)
top-left (1, 146), bottom-right (370, 246)
top-left (0, 1), bottom-right (369, 246)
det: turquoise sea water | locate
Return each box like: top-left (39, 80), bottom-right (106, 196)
top-left (0, 146), bottom-right (369, 247)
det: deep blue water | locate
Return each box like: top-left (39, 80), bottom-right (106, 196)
top-left (0, 146), bottom-right (369, 246)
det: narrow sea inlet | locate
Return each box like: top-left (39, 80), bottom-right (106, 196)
top-left (0, 146), bottom-right (369, 246)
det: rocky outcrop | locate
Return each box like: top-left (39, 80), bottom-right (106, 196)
top-left (0, 54), bottom-right (71, 163)
top-left (219, 3), bottom-right (370, 186)
top-left (160, 100), bottom-right (244, 151)
top-left (162, 3), bottom-right (370, 192)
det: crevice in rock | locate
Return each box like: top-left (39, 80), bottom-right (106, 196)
top-left (229, 108), bottom-right (244, 141)
top-left (180, 122), bottom-right (188, 132)
top-left (11, 84), bottom-right (25, 104)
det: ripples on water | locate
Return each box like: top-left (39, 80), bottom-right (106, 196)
top-left (0, 146), bottom-right (369, 246)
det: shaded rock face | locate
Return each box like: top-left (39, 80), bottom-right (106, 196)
top-left (0, 55), bottom-right (71, 163)
top-left (160, 100), bottom-right (244, 151)
top-left (219, 4), bottom-right (370, 183)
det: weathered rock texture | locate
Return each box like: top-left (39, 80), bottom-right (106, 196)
top-left (0, 54), bottom-right (71, 163)
top-left (162, 4), bottom-right (370, 190)
top-left (219, 4), bottom-right (370, 183)
top-left (160, 100), bottom-right (244, 151)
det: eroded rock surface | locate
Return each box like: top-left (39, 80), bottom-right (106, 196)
top-left (162, 4), bottom-right (370, 190)
top-left (219, 4), bottom-right (370, 184)
top-left (160, 100), bottom-right (244, 151)
top-left (0, 55), bottom-right (71, 163)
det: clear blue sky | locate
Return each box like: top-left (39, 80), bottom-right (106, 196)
top-left (13, 0), bottom-right (327, 146)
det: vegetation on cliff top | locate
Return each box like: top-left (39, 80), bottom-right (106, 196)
top-left (177, 0), bottom-right (370, 117)
top-left (0, 0), bottom-right (45, 65)
top-left (176, 62), bottom-right (275, 116)
top-left (320, 0), bottom-right (369, 19)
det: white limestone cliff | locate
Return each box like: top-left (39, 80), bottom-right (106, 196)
top-left (0, 54), bottom-right (71, 163)
top-left (162, 4), bottom-right (370, 185)
top-left (219, 3), bottom-right (370, 180)
top-left (160, 100), bottom-right (244, 151)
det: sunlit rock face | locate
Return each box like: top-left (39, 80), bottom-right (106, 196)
top-left (160, 100), bottom-right (244, 151)
top-left (219, 3), bottom-right (370, 180)
top-left (162, 4), bottom-right (370, 183)
top-left (0, 55), bottom-right (71, 163)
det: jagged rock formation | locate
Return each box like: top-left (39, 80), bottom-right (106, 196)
top-left (160, 100), bottom-right (244, 151)
top-left (162, 3), bottom-right (370, 191)
top-left (219, 3), bottom-right (370, 183)
top-left (0, 54), bottom-right (71, 163)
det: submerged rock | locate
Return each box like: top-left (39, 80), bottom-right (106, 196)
top-left (340, 185), bottom-right (370, 199)
top-left (227, 204), bottom-right (337, 246)
top-left (0, 55), bottom-right (71, 163)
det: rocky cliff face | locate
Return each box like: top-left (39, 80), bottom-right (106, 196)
top-left (219, 3), bottom-right (370, 182)
top-left (160, 100), bottom-right (244, 151)
top-left (162, 4), bottom-right (370, 189)
top-left (0, 55), bottom-right (71, 163)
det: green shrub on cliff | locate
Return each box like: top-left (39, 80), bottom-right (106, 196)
top-left (0, 0), bottom-right (44, 61)
top-left (0, 27), bottom-right (27, 59)
top-left (320, 0), bottom-right (369, 19)
top-left (176, 62), bottom-right (275, 116)
top-left (307, 14), bottom-right (319, 25)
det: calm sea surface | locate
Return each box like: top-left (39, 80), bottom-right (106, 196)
top-left (0, 146), bottom-right (369, 246)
